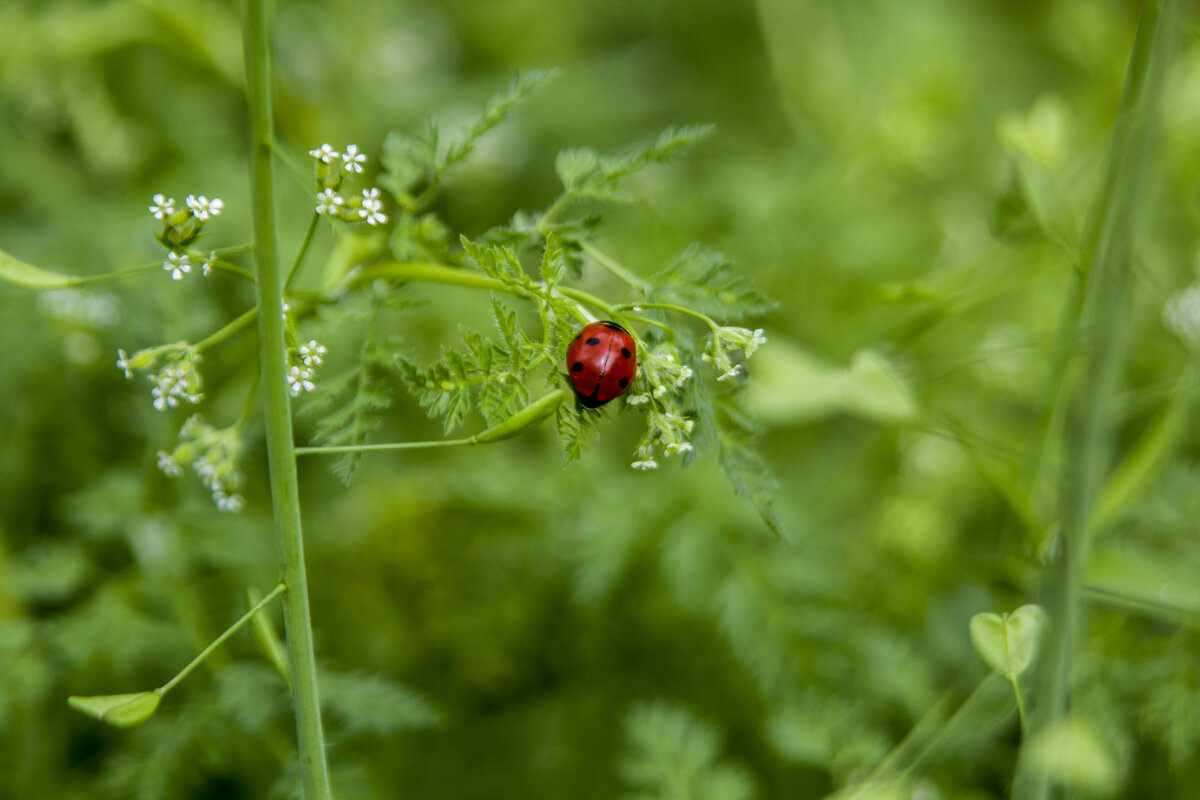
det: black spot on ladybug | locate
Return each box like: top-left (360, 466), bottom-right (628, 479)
top-left (571, 362), bottom-right (584, 372)
top-left (586, 337), bottom-right (601, 346)
top-left (619, 377), bottom-right (628, 388)
top-left (620, 347), bottom-right (631, 358)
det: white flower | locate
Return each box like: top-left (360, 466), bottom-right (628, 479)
top-left (299, 340), bottom-right (326, 366)
top-left (361, 187), bottom-right (387, 226)
top-left (309, 143), bottom-right (339, 164)
top-left (214, 491), bottom-right (244, 513)
top-left (631, 459), bottom-right (659, 470)
top-left (316, 189), bottom-right (343, 216)
top-left (156, 450), bottom-right (183, 477)
top-left (652, 385), bottom-right (667, 398)
top-left (627, 393), bottom-right (650, 406)
top-left (163, 252), bottom-right (191, 280)
top-left (287, 366), bottom-right (315, 396)
top-left (675, 365), bottom-right (693, 386)
top-left (717, 364), bottom-right (743, 381)
top-left (664, 442), bottom-right (693, 456)
top-left (149, 194), bottom-right (174, 220)
top-left (201, 252), bottom-right (215, 276)
top-left (745, 328), bottom-right (767, 358)
top-left (342, 144), bottom-right (367, 174)
top-left (117, 349), bottom-right (134, 379)
top-left (186, 195), bottom-right (224, 221)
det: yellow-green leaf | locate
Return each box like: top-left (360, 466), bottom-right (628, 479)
top-left (68, 690), bottom-right (162, 728)
top-left (0, 247), bottom-right (75, 290)
top-left (1027, 716), bottom-right (1121, 795)
top-left (969, 604), bottom-right (1047, 679)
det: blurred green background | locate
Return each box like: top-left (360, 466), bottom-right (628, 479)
top-left (3, 0), bottom-right (1200, 798)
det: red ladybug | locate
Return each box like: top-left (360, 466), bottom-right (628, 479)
top-left (566, 321), bottom-right (637, 408)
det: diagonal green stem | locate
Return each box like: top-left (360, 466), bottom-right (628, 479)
top-left (242, 1), bottom-right (333, 799)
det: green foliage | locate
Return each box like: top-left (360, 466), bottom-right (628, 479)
top-left (647, 245), bottom-right (776, 322)
top-left (620, 702), bottom-right (753, 800)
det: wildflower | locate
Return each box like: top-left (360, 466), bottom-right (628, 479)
top-left (149, 194), bottom-right (175, 220)
top-left (201, 252), bottom-right (215, 276)
top-left (117, 349), bottom-right (134, 378)
top-left (163, 252), bottom-right (191, 280)
top-left (745, 328), bottom-right (767, 357)
top-left (664, 442), bottom-right (693, 456)
top-left (156, 450), bottom-right (183, 477)
top-left (717, 364), bottom-right (743, 381)
top-left (316, 189), bottom-right (343, 216)
top-left (652, 385), bottom-right (667, 399)
top-left (185, 195), bottom-right (224, 221)
top-left (309, 143), bottom-right (339, 164)
top-left (298, 340), bottom-right (326, 366)
top-left (675, 365), bottom-right (693, 386)
top-left (361, 188), bottom-right (387, 226)
top-left (287, 366), bottom-right (315, 396)
top-left (632, 459), bottom-right (659, 470)
top-left (342, 144), bottom-right (367, 174)
top-left (627, 393), bottom-right (650, 406)
top-left (214, 490), bottom-right (244, 513)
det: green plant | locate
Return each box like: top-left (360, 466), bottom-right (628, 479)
top-left (0, 3), bottom-right (772, 798)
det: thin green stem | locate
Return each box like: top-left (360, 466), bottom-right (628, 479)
top-left (578, 240), bottom-right (651, 292)
top-left (243, 1), bottom-right (333, 798)
top-left (159, 583), bottom-right (286, 696)
top-left (194, 306), bottom-right (259, 352)
top-left (285, 212), bottom-right (320, 289)
top-left (69, 262), bottom-right (163, 286)
top-left (296, 438), bottom-right (474, 455)
top-left (210, 259), bottom-right (257, 282)
top-left (214, 242), bottom-right (257, 257)
top-left (271, 135), bottom-right (316, 192)
top-left (617, 301), bottom-right (721, 332)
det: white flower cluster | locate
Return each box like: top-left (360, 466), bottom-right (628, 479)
top-left (308, 144), bottom-right (388, 227)
top-left (149, 192), bottom-right (223, 280)
top-left (625, 344), bottom-right (693, 407)
top-left (703, 326), bottom-right (766, 382)
top-left (1164, 283), bottom-right (1200, 351)
top-left (287, 339), bottom-right (326, 397)
top-left (148, 351), bottom-right (205, 410)
top-left (625, 343), bottom-right (698, 471)
top-left (157, 415), bottom-right (245, 512)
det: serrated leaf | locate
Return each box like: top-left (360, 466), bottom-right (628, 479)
top-left (621, 701), bottom-right (752, 800)
top-left (541, 232), bottom-right (565, 286)
top-left (69, 690), bottom-right (162, 728)
top-left (319, 670), bottom-right (439, 736)
top-left (443, 68), bottom-right (557, 171)
top-left (648, 244), bottom-right (775, 321)
top-left (556, 395), bottom-right (600, 464)
top-left (555, 147), bottom-right (600, 190)
top-left (969, 604), bottom-right (1047, 679)
top-left (380, 120), bottom-right (439, 200)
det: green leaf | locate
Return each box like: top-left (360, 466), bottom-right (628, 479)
top-left (556, 394), bottom-right (600, 464)
top-left (319, 670), bottom-right (439, 736)
top-left (379, 120), bottom-right (439, 201)
top-left (68, 690), bottom-right (162, 728)
top-left (1026, 716), bottom-right (1122, 795)
top-left (0, 247), bottom-right (75, 290)
top-left (648, 244), bottom-right (775, 321)
top-left (969, 604), bottom-right (1047, 679)
top-left (621, 701), bottom-right (752, 800)
top-left (540, 232), bottom-right (565, 286)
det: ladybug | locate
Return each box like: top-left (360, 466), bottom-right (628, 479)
top-left (566, 321), bottom-right (637, 408)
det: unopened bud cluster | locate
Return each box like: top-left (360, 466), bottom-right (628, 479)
top-left (309, 144), bottom-right (388, 227)
top-left (117, 346), bottom-right (204, 411)
top-left (149, 194), bottom-right (224, 281)
top-left (626, 343), bottom-right (697, 469)
top-left (156, 414), bottom-right (245, 512)
top-left (702, 326), bottom-right (766, 382)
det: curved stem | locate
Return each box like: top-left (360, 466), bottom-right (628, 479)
top-left (286, 212), bottom-right (320, 289)
top-left (578, 240), bottom-right (651, 292)
top-left (617, 301), bottom-right (721, 332)
top-left (193, 306), bottom-right (259, 352)
top-left (243, 2), bottom-right (333, 799)
top-left (209, 259), bottom-right (257, 282)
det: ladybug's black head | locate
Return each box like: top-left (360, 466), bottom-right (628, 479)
top-left (599, 320), bottom-right (628, 334)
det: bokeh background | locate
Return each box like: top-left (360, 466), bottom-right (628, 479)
top-left (3, 0), bottom-right (1200, 798)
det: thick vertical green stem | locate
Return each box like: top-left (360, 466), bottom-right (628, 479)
top-left (1016, 1), bottom-right (1175, 798)
top-left (241, 2), bottom-right (333, 799)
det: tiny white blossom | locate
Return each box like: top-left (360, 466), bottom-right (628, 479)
top-left (214, 491), bottom-right (244, 513)
top-left (627, 393), bottom-right (650, 406)
top-left (665, 442), bottom-right (693, 456)
top-left (201, 252), bottom-right (215, 276)
top-left (717, 364), bottom-right (743, 381)
top-left (151, 382), bottom-right (178, 410)
top-left (299, 340), bottom-right (326, 366)
top-left (117, 349), bottom-right (134, 378)
top-left (316, 189), bottom-right (343, 216)
top-left (675, 365), bottom-right (693, 386)
top-left (341, 144), bottom-right (367, 173)
top-left (156, 450), bottom-right (183, 477)
top-left (163, 252), bottom-right (191, 280)
top-left (309, 143), bottom-right (339, 164)
top-left (745, 328), bottom-right (767, 358)
top-left (149, 194), bottom-right (174, 220)
top-left (652, 385), bottom-right (667, 399)
top-left (632, 459), bottom-right (659, 470)
top-left (361, 187), bottom-right (387, 226)
top-left (287, 366), bottom-right (315, 396)
top-left (186, 195), bottom-right (224, 221)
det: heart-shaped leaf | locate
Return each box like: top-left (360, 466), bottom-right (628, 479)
top-left (969, 604), bottom-right (1048, 679)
